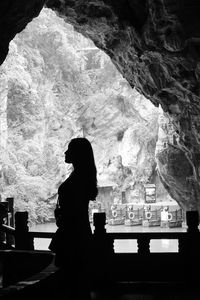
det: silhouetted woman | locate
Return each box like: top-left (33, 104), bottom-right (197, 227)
top-left (49, 137), bottom-right (98, 298)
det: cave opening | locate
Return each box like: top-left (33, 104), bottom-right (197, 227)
top-left (1, 2), bottom-right (200, 298)
top-left (0, 8), bottom-right (186, 251)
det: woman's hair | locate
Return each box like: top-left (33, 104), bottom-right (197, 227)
top-left (69, 137), bottom-right (98, 200)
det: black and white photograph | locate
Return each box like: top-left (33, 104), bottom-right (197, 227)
top-left (1, 1), bottom-right (200, 299)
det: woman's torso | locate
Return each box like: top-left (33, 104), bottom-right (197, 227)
top-left (57, 172), bottom-right (92, 236)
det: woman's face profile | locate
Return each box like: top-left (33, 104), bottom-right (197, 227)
top-left (64, 138), bottom-right (90, 165)
top-left (64, 143), bottom-right (73, 164)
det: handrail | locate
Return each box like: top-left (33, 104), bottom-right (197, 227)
top-left (1, 227), bottom-right (190, 241)
top-left (1, 225), bottom-right (190, 243)
top-left (1, 210), bottom-right (200, 295)
top-left (29, 231), bottom-right (54, 239)
top-left (106, 232), bottom-right (187, 239)
top-left (1, 225), bottom-right (54, 239)
top-left (1, 225), bottom-right (191, 253)
top-left (1, 211), bottom-right (200, 254)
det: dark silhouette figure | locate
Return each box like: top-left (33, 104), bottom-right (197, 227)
top-left (49, 137), bottom-right (98, 299)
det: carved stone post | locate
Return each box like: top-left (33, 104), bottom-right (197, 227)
top-left (15, 211), bottom-right (34, 250)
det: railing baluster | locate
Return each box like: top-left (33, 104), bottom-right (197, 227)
top-left (0, 201), bottom-right (8, 247)
top-left (137, 235), bottom-right (150, 254)
top-left (5, 198), bottom-right (15, 246)
top-left (179, 210), bottom-right (200, 255)
top-left (6, 197), bottom-right (14, 227)
top-left (92, 212), bottom-right (114, 284)
top-left (93, 212), bottom-right (114, 255)
top-left (187, 210), bottom-right (200, 256)
top-left (15, 211), bottom-right (34, 250)
top-left (186, 210), bottom-right (199, 233)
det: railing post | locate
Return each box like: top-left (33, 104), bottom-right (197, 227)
top-left (92, 212), bottom-right (114, 284)
top-left (15, 211), bottom-right (34, 250)
top-left (179, 210), bottom-right (200, 255)
top-left (93, 212), bottom-right (106, 235)
top-left (0, 201), bottom-right (8, 247)
top-left (6, 197), bottom-right (14, 227)
top-left (137, 235), bottom-right (150, 255)
top-left (5, 197), bottom-right (15, 246)
top-left (93, 212), bottom-right (114, 254)
top-left (186, 210), bottom-right (199, 233)
top-left (187, 210), bottom-right (200, 255)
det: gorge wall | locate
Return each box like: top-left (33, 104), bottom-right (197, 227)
top-left (1, 1), bottom-right (200, 215)
top-left (0, 9), bottom-right (159, 223)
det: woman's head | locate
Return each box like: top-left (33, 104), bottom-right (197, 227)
top-left (65, 137), bottom-right (98, 199)
top-left (65, 138), bottom-right (94, 166)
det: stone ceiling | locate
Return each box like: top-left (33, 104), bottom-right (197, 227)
top-left (1, 0), bottom-right (200, 212)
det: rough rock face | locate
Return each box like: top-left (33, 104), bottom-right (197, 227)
top-left (44, 0), bottom-right (200, 214)
top-left (0, 9), bottom-right (159, 223)
top-left (1, 1), bottom-right (200, 212)
top-left (0, 0), bottom-right (46, 65)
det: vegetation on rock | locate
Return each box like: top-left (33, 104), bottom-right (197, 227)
top-left (0, 8), bottom-right (160, 224)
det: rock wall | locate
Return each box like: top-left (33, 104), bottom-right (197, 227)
top-left (0, 8), bottom-right (159, 223)
top-left (43, 0), bottom-right (200, 213)
top-left (1, 1), bottom-right (199, 213)
top-left (156, 108), bottom-right (199, 211)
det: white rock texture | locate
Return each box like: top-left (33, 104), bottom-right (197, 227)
top-left (0, 9), bottom-right (160, 223)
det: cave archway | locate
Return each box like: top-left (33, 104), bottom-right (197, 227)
top-left (0, 8), bottom-right (163, 224)
top-left (1, 1), bottom-right (200, 213)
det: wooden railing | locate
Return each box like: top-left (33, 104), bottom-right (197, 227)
top-left (0, 222), bottom-right (194, 253)
top-left (0, 212), bottom-right (54, 250)
top-left (93, 211), bottom-right (200, 252)
top-left (0, 208), bottom-right (200, 254)
top-left (1, 206), bottom-right (200, 288)
top-left (91, 211), bottom-right (200, 286)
